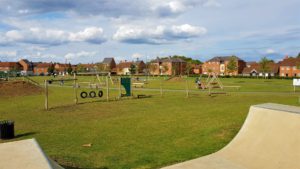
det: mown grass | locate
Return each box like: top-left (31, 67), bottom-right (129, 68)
top-left (0, 77), bottom-right (299, 169)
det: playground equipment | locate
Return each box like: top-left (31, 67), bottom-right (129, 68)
top-left (162, 103), bottom-right (300, 169)
top-left (196, 73), bottom-right (224, 95)
top-left (120, 77), bottom-right (131, 97)
top-left (0, 139), bottom-right (64, 169)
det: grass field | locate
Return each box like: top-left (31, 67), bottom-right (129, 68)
top-left (0, 76), bottom-right (299, 169)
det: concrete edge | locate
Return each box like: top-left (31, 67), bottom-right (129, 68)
top-left (252, 103), bottom-right (300, 114)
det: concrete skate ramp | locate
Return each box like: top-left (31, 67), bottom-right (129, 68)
top-left (0, 139), bottom-right (64, 169)
top-left (162, 103), bottom-right (300, 169)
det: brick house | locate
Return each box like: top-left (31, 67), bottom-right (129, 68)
top-left (192, 64), bottom-right (202, 74)
top-left (202, 56), bottom-right (246, 76)
top-left (34, 63), bottom-right (53, 75)
top-left (149, 58), bottom-right (187, 76)
top-left (242, 62), bottom-right (279, 77)
top-left (102, 58), bottom-right (117, 73)
top-left (54, 63), bottom-right (73, 75)
top-left (19, 59), bottom-right (34, 75)
top-left (0, 62), bottom-right (22, 72)
top-left (117, 61), bottom-right (132, 75)
top-left (116, 60), bottom-right (146, 75)
top-left (278, 56), bottom-right (300, 77)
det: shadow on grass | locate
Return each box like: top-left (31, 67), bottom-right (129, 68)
top-left (61, 165), bottom-right (109, 169)
top-left (15, 132), bottom-right (37, 138)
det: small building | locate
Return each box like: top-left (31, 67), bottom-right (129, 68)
top-left (242, 62), bottom-right (279, 77)
top-left (278, 56), bottom-right (300, 77)
top-left (202, 56), bottom-right (246, 76)
top-left (54, 63), bottom-right (73, 75)
top-left (150, 57), bottom-right (187, 76)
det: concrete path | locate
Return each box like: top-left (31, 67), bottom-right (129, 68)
top-left (0, 139), bottom-right (64, 169)
top-left (162, 103), bottom-right (300, 169)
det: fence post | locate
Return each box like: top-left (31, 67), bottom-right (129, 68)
top-left (186, 77), bottom-right (189, 98)
top-left (74, 73), bottom-right (78, 104)
top-left (106, 76), bottom-right (109, 102)
top-left (160, 77), bottom-right (163, 97)
top-left (44, 80), bottom-right (48, 110)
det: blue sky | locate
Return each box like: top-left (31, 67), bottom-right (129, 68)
top-left (0, 0), bottom-right (299, 64)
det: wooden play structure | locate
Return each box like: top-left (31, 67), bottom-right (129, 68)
top-left (196, 73), bottom-right (225, 95)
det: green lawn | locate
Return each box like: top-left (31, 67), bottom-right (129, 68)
top-left (0, 77), bottom-right (299, 169)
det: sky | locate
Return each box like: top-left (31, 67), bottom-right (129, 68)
top-left (0, 0), bottom-right (299, 64)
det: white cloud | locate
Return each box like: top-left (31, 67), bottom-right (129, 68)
top-left (1, 27), bottom-right (106, 46)
top-left (203, 0), bottom-right (222, 7)
top-left (0, 51), bottom-right (18, 57)
top-left (113, 24), bottom-right (207, 44)
top-left (64, 51), bottom-right (97, 60)
top-left (132, 53), bottom-right (143, 59)
top-left (266, 49), bottom-right (276, 54)
top-left (69, 27), bottom-right (106, 44)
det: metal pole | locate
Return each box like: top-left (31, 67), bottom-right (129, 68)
top-left (44, 80), bottom-right (48, 110)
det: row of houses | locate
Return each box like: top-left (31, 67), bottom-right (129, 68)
top-left (1, 56), bottom-right (300, 77)
top-left (202, 56), bottom-right (300, 77)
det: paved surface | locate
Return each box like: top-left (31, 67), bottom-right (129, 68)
top-left (0, 139), bottom-right (64, 169)
top-left (162, 103), bottom-right (300, 169)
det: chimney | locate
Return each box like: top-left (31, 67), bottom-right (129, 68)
top-left (284, 55), bottom-right (289, 59)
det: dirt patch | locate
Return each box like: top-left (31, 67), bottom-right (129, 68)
top-left (0, 81), bottom-right (43, 97)
top-left (166, 76), bottom-right (185, 82)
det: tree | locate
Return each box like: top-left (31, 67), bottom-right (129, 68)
top-left (162, 64), bottom-right (169, 75)
top-left (47, 64), bottom-right (55, 74)
top-left (149, 64), bottom-right (158, 75)
top-left (77, 64), bottom-right (86, 73)
top-left (297, 53), bottom-right (300, 58)
top-left (227, 56), bottom-right (238, 75)
top-left (185, 62), bottom-right (193, 76)
top-left (67, 64), bottom-right (73, 75)
top-left (129, 64), bottom-right (136, 75)
top-left (259, 56), bottom-right (271, 78)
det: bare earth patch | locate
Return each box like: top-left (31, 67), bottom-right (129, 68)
top-left (0, 81), bottom-right (43, 97)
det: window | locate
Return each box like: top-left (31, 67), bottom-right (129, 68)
top-left (286, 66), bottom-right (290, 70)
top-left (293, 66), bottom-right (297, 70)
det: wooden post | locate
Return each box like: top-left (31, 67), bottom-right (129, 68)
top-left (44, 80), bottom-right (48, 110)
top-left (119, 77), bottom-right (122, 99)
top-left (73, 74), bottom-right (78, 104)
top-left (106, 76), bottom-right (109, 101)
top-left (186, 77), bottom-right (189, 98)
top-left (160, 77), bottom-right (163, 97)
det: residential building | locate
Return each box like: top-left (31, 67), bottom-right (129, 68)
top-left (34, 63), bottom-right (53, 75)
top-left (0, 62), bottom-right (22, 72)
top-left (19, 59), bottom-right (34, 75)
top-left (242, 62), bottom-right (279, 77)
top-left (278, 56), bottom-right (300, 77)
top-left (192, 64), bottom-right (202, 74)
top-left (54, 63), bottom-right (73, 75)
top-left (149, 57), bottom-right (187, 75)
top-left (202, 56), bottom-right (246, 76)
top-left (117, 61), bottom-right (132, 75)
top-left (102, 58), bottom-right (117, 73)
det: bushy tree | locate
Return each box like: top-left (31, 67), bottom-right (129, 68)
top-left (129, 64), bottom-right (136, 75)
top-left (227, 56), bottom-right (238, 75)
top-left (259, 57), bottom-right (271, 78)
top-left (47, 64), bottom-right (55, 74)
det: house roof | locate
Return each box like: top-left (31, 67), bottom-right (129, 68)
top-left (152, 57), bottom-right (186, 63)
top-left (242, 62), bottom-right (279, 74)
top-left (117, 62), bottom-right (133, 69)
top-left (35, 63), bottom-right (52, 68)
top-left (207, 56), bottom-right (243, 62)
top-left (19, 59), bottom-right (30, 64)
top-left (102, 58), bottom-right (115, 64)
top-left (0, 62), bottom-right (20, 67)
top-left (279, 57), bottom-right (300, 67)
